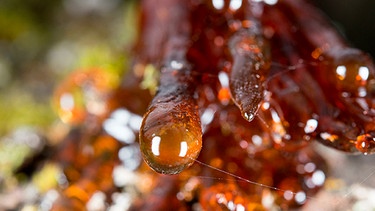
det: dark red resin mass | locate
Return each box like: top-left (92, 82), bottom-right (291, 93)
top-left (50, 0), bottom-right (375, 210)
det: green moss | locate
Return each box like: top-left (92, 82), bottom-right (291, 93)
top-left (0, 90), bottom-right (56, 135)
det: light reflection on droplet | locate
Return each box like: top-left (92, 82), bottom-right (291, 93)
top-left (304, 162), bottom-right (316, 173)
top-left (305, 178), bottom-right (315, 189)
top-left (283, 190), bottom-right (294, 201)
top-left (295, 191), bottom-right (306, 204)
top-left (304, 119), bottom-right (318, 134)
top-left (86, 191), bottom-right (106, 211)
top-left (236, 204), bottom-right (245, 211)
top-left (358, 87), bottom-right (367, 97)
top-left (170, 60), bottom-right (184, 70)
top-left (212, 0), bottom-right (224, 10)
top-left (239, 140), bottom-right (248, 149)
top-left (54, 170), bottom-right (67, 189)
top-left (216, 193), bottom-right (226, 204)
top-left (112, 165), bottom-right (139, 187)
top-left (358, 66), bottom-right (370, 81)
top-left (218, 71), bottom-right (229, 87)
top-left (261, 189), bottom-right (274, 209)
top-left (312, 170), bottom-right (325, 186)
top-left (40, 190), bottom-right (59, 211)
top-left (111, 109), bottom-right (131, 125)
top-left (261, 101), bottom-right (270, 110)
top-left (151, 136), bottom-right (161, 156)
top-left (229, 0), bottom-right (242, 11)
top-left (356, 98), bottom-right (369, 111)
top-left (227, 201), bottom-right (235, 210)
top-left (108, 192), bottom-right (133, 211)
top-left (179, 141), bottom-right (188, 157)
top-left (336, 65), bottom-right (346, 80)
top-left (244, 112), bottom-right (255, 121)
top-left (103, 119), bottom-right (135, 144)
top-left (86, 98), bottom-right (106, 116)
top-left (252, 135), bottom-right (263, 146)
top-left (270, 109), bottom-right (281, 123)
top-left (320, 132), bottom-right (337, 142)
top-left (118, 145), bottom-right (141, 171)
top-left (60, 93), bottom-right (75, 111)
top-left (264, 0), bottom-right (278, 5)
top-left (201, 108), bottom-right (215, 127)
top-left (251, 0), bottom-right (278, 5)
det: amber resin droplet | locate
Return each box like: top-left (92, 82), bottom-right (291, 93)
top-left (140, 101), bottom-right (202, 174)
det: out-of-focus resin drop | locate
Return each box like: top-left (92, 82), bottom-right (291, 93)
top-left (52, 68), bottom-right (116, 125)
top-left (327, 48), bottom-right (375, 97)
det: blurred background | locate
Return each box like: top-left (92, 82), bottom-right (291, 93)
top-left (0, 0), bottom-right (136, 135)
top-left (0, 0), bottom-right (374, 210)
top-left (0, 0), bottom-right (136, 209)
top-left (315, 0), bottom-right (375, 56)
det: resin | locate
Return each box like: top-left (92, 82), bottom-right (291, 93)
top-left (48, 0), bottom-right (375, 210)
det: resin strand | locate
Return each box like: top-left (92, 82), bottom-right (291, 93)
top-left (228, 20), bottom-right (271, 121)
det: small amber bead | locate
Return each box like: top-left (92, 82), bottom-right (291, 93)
top-left (356, 134), bottom-right (375, 154)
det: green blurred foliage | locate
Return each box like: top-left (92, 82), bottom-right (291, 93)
top-left (0, 91), bottom-right (56, 135)
top-left (0, 0), bottom-right (137, 136)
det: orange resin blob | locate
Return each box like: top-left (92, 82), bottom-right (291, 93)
top-left (326, 48), bottom-right (375, 98)
top-left (140, 101), bottom-right (202, 174)
top-left (356, 134), bottom-right (375, 154)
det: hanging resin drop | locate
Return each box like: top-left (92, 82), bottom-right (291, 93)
top-left (139, 61), bottom-right (202, 174)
